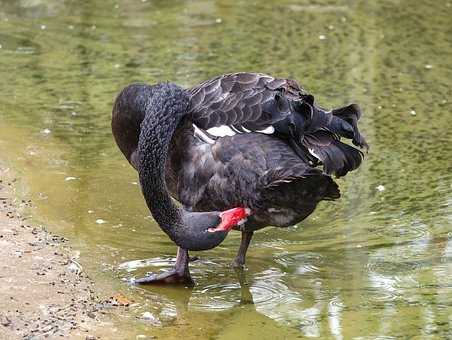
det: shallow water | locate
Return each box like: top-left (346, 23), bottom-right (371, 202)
top-left (1, 0), bottom-right (451, 338)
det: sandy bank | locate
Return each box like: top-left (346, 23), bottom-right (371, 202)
top-left (0, 165), bottom-right (132, 339)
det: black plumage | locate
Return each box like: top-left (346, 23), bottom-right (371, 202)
top-left (188, 72), bottom-right (367, 177)
top-left (111, 73), bottom-right (368, 284)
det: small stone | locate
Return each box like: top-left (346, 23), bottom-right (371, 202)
top-left (318, 34), bottom-right (326, 40)
top-left (67, 262), bottom-right (81, 274)
top-left (424, 64), bottom-right (432, 69)
top-left (410, 110), bottom-right (416, 116)
top-left (0, 315), bottom-right (11, 326)
top-left (142, 311), bottom-right (158, 323)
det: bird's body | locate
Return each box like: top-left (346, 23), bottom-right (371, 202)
top-left (112, 73), bottom-right (368, 284)
top-left (167, 121), bottom-right (339, 232)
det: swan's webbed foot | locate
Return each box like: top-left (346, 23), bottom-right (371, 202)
top-left (134, 268), bottom-right (193, 285)
top-left (134, 247), bottom-right (194, 285)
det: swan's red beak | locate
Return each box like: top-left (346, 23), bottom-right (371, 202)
top-left (208, 207), bottom-right (251, 233)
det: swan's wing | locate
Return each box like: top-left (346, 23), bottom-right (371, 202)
top-left (188, 72), bottom-right (368, 177)
top-left (302, 130), bottom-right (364, 177)
top-left (188, 72), bottom-right (309, 135)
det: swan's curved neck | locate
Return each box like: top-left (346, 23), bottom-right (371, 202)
top-left (113, 82), bottom-right (227, 251)
top-left (137, 83), bottom-right (188, 237)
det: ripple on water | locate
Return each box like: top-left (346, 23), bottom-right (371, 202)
top-left (366, 271), bottom-right (400, 302)
top-left (251, 269), bottom-right (302, 306)
top-left (118, 256), bottom-right (222, 274)
top-left (375, 219), bottom-right (431, 242)
top-left (365, 242), bottom-right (432, 302)
top-left (118, 257), bottom-right (175, 273)
top-left (190, 282), bottom-right (242, 311)
top-left (189, 268), bottom-right (302, 312)
top-left (274, 252), bottom-right (322, 275)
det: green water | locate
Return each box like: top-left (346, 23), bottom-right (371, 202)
top-left (1, 0), bottom-right (451, 338)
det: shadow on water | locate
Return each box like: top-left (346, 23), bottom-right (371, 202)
top-left (0, 0), bottom-right (451, 338)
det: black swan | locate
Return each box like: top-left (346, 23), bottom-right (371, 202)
top-left (111, 73), bottom-right (368, 284)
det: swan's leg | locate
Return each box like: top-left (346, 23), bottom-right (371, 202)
top-left (134, 247), bottom-right (193, 285)
top-left (234, 266), bottom-right (254, 305)
top-left (232, 231), bottom-right (253, 268)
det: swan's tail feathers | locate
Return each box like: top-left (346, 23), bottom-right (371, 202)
top-left (302, 131), bottom-right (364, 177)
top-left (323, 179), bottom-right (341, 200)
top-left (331, 104), bottom-right (369, 150)
top-left (285, 100), bottom-right (368, 177)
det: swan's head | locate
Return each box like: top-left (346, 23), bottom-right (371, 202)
top-left (172, 208), bottom-right (251, 251)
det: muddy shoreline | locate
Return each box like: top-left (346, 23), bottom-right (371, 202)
top-left (0, 166), bottom-right (131, 339)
